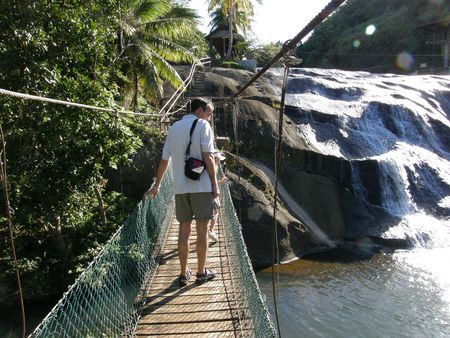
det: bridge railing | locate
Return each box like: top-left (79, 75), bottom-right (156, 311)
top-left (29, 166), bottom-right (174, 338)
top-left (30, 163), bottom-right (277, 337)
top-left (218, 167), bottom-right (278, 337)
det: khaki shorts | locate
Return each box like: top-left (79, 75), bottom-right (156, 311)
top-left (175, 192), bottom-right (214, 222)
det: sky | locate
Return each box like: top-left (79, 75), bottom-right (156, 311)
top-left (189, 0), bottom-right (331, 44)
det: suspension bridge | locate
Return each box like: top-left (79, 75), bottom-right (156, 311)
top-left (1, 1), bottom-right (346, 336)
top-left (2, 57), bottom-right (279, 338)
top-left (28, 164), bottom-right (277, 337)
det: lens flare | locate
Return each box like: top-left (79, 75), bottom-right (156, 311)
top-left (396, 52), bottom-right (415, 71)
top-left (366, 25), bottom-right (376, 35)
top-left (353, 39), bottom-right (361, 48)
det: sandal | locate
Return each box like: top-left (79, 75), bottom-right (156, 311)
top-left (195, 268), bottom-right (216, 285)
top-left (178, 269), bottom-right (192, 287)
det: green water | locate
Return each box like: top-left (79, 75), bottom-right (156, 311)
top-left (257, 249), bottom-right (450, 338)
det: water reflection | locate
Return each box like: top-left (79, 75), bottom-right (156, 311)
top-left (257, 250), bottom-right (450, 338)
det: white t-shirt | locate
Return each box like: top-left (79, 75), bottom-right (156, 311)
top-left (162, 114), bottom-right (215, 194)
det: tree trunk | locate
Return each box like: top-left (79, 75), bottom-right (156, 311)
top-left (94, 185), bottom-right (107, 225)
top-left (226, 1), bottom-right (234, 60)
top-left (133, 70), bottom-right (139, 111)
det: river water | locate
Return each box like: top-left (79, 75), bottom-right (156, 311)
top-left (256, 70), bottom-right (450, 338)
top-left (257, 241), bottom-right (450, 338)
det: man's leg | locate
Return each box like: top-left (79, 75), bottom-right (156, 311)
top-left (190, 192), bottom-right (215, 282)
top-left (195, 219), bottom-right (209, 274)
top-left (209, 214), bottom-right (216, 232)
top-left (178, 220), bottom-right (192, 276)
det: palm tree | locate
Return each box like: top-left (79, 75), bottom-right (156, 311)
top-left (207, 0), bottom-right (261, 60)
top-left (118, 0), bottom-right (200, 109)
top-left (208, 7), bottom-right (252, 34)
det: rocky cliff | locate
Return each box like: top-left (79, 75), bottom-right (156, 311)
top-left (111, 67), bottom-right (450, 269)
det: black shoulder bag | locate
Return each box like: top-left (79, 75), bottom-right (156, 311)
top-left (184, 119), bottom-right (206, 180)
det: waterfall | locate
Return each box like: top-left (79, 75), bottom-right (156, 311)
top-left (281, 68), bottom-right (450, 248)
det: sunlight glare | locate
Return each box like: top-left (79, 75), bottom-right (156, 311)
top-left (396, 52), bottom-right (415, 71)
top-left (365, 25), bottom-right (376, 35)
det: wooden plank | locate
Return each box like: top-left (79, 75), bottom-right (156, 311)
top-left (136, 320), bottom-right (255, 336)
top-left (135, 320), bottom-right (239, 335)
top-left (141, 300), bottom-right (244, 314)
top-left (159, 251), bottom-right (230, 261)
top-left (148, 279), bottom-right (236, 292)
top-left (143, 293), bottom-right (239, 307)
top-left (139, 309), bottom-right (240, 324)
top-left (159, 256), bottom-right (228, 266)
top-left (145, 287), bottom-right (233, 298)
top-left (148, 270), bottom-right (233, 280)
top-left (135, 330), bottom-right (248, 337)
top-left (150, 275), bottom-right (233, 285)
top-left (134, 215), bottom-right (255, 337)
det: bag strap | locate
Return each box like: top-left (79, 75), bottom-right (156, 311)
top-left (185, 119), bottom-right (199, 159)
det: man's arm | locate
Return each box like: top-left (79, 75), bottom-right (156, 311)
top-left (143, 159), bottom-right (169, 199)
top-left (203, 152), bottom-right (219, 199)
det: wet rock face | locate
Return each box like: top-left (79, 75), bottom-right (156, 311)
top-left (210, 68), bottom-right (450, 264)
top-left (226, 171), bottom-right (317, 269)
top-left (112, 67), bottom-right (450, 268)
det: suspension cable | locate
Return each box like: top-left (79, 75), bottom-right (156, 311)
top-left (271, 62), bottom-right (291, 338)
top-left (0, 124), bottom-right (26, 338)
top-left (0, 88), bottom-right (159, 116)
top-left (158, 57), bottom-right (211, 123)
top-left (227, 0), bottom-right (346, 103)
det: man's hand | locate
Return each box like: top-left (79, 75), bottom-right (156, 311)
top-left (217, 176), bottom-right (228, 184)
top-left (212, 186), bottom-right (220, 199)
top-left (143, 186), bottom-right (160, 199)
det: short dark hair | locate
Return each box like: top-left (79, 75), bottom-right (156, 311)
top-left (190, 98), bottom-right (212, 113)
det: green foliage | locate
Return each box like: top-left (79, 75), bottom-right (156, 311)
top-left (220, 61), bottom-right (245, 69)
top-left (177, 29), bottom-right (210, 58)
top-left (206, 0), bottom-right (262, 59)
top-left (247, 42), bottom-right (283, 66)
top-left (296, 0), bottom-right (450, 72)
top-left (0, 0), bottom-right (176, 301)
top-left (118, 0), bottom-right (200, 108)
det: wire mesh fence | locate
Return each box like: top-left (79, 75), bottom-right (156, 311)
top-left (30, 164), bottom-right (277, 337)
top-left (218, 167), bottom-right (278, 338)
top-left (30, 166), bottom-right (174, 338)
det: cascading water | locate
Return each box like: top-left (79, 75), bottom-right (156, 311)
top-left (282, 68), bottom-right (450, 248)
top-left (257, 68), bottom-right (450, 338)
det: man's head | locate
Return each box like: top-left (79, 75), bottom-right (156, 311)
top-left (191, 98), bottom-right (214, 121)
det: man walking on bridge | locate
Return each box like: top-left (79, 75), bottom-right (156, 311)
top-left (144, 98), bottom-right (220, 286)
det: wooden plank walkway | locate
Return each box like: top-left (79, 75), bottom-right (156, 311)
top-left (135, 215), bottom-right (255, 337)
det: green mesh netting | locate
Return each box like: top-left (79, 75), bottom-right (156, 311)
top-left (218, 167), bottom-right (277, 337)
top-left (30, 163), bottom-right (277, 337)
top-left (30, 165), bottom-right (174, 338)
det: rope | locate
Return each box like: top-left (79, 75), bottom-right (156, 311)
top-left (271, 62), bottom-right (291, 338)
top-left (159, 57), bottom-right (211, 123)
top-left (29, 162), bottom-right (277, 337)
top-left (216, 185), bottom-right (245, 335)
top-left (0, 88), bottom-right (159, 116)
top-left (227, 0), bottom-right (346, 103)
top-left (299, 51), bottom-right (449, 57)
top-left (0, 124), bottom-right (26, 338)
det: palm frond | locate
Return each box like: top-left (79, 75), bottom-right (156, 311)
top-left (145, 36), bottom-right (195, 64)
top-left (140, 62), bottom-right (163, 102)
top-left (138, 41), bottom-right (184, 87)
top-left (207, 0), bottom-right (225, 13)
top-left (120, 19), bottom-right (137, 39)
top-left (118, 0), bottom-right (201, 104)
top-left (133, 0), bottom-right (171, 24)
top-left (144, 19), bottom-right (198, 41)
